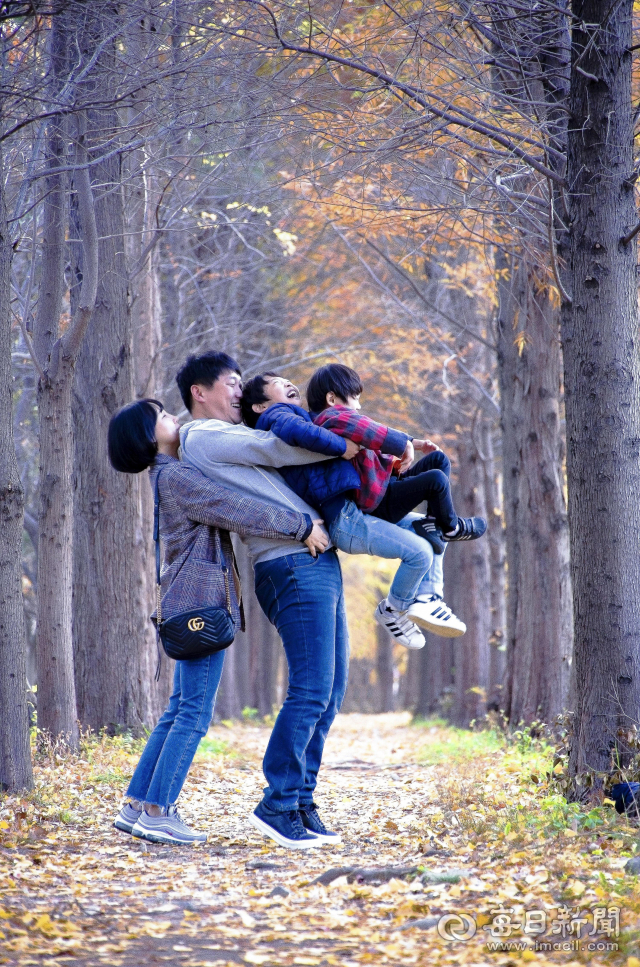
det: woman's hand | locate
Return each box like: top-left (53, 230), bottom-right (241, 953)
top-left (413, 438), bottom-right (441, 454)
top-left (342, 439), bottom-right (361, 460)
top-left (305, 520), bottom-right (329, 557)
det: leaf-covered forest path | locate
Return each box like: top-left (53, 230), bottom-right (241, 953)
top-left (1, 713), bottom-right (638, 966)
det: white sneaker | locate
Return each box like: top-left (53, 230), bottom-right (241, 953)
top-left (406, 595), bottom-right (466, 637)
top-left (374, 599), bottom-right (425, 650)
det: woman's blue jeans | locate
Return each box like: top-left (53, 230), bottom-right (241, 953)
top-left (126, 651), bottom-right (225, 808)
top-left (329, 502), bottom-right (444, 611)
top-left (254, 548), bottom-right (349, 812)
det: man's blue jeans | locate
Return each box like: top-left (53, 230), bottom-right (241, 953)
top-left (254, 548), bottom-right (348, 812)
top-left (126, 651), bottom-right (225, 808)
top-left (329, 502), bottom-right (444, 611)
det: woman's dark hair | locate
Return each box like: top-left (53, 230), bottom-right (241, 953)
top-left (175, 351), bottom-right (241, 412)
top-left (241, 372), bottom-right (280, 428)
top-left (108, 399), bottom-right (164, 473)
top-left (306, 363), bottom-right (363, 414)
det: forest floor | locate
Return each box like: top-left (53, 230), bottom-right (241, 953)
top-left (0, 713), bottom-right (639, 967)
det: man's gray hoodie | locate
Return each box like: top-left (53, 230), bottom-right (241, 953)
top-left (180, 419), bottom-right (334, 565)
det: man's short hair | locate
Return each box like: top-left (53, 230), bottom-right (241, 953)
top-left (306, 363), bottom-right (363, 413)
top-left (241, 372), bottom-right (280, 428)
top-left (175, 351), bottom-right (241, 412)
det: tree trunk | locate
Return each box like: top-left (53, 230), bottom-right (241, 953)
top-left (215, 641), bottom-right (243, 720)
top-left (450, 441), bottom-right (491, 727)
top-left (398, 648), bottom-right (420, 711)
top-left (497, 253), bottom-right (572, 725)
top-left (376, 623), bottom-right (395, 713)
top-left (123, 25), bottom-right (174, 716)
top-left (36, 372), bottom-right (81, 746)
top-left (414, 634), bottom-right (452, 718)
top-left (482, 422), bottom-right (507, 711)
top-left (0, 144), bottom-right (33, 791)
top-left (34, 95), bottom-right (98, 747)
top-left (71, 6), bottom-right (161, 733)
top-left (31, 5), bottom-right (80, 748)
top-left (565, 0), bottom-right (640, 786)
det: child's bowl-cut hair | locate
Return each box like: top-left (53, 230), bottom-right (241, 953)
top-left (306, 363), bottom-right (363, 414)
top-left (241, 372), bottom-right (281, 428)
top-left (175, 351), bottom-right (241, 412)
top-left (108, 399), bottom-right (164, 474)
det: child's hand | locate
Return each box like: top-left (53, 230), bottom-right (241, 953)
top-left (397, 440), bottom-right (415, 474)
top-left (342, 439), bottom-right (361, 460)
top-left (413, 438), bottom-right (441, 454)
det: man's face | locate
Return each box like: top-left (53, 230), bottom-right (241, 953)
top-left (191, 370), bottom-right (243, 424)
top-left (263, 376), bottom-right (301, 406)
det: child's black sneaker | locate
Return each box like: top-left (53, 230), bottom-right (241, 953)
top-left (443, 516), bottom-right (487, 542)
top-left (249, 801), bottom-right (321, 849)
top-left (411, 516), bottom-right (445, 554)
top-left (299, 804), bottom-right (342, 844)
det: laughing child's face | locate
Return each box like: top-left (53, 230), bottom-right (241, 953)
top-left (252, 376), bottom-right (302, 418)
top-left (263, 376), bottom-right (301, 405)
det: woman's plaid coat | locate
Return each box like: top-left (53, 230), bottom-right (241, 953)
top-left (149, 454), bottom-right (312, 627)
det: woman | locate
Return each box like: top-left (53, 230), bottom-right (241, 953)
top-left (107, 398), bottom-right (317, 845)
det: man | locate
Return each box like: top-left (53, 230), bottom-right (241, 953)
top-left (176, 351), bottom-right (359, 850)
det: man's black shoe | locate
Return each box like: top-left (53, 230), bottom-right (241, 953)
top-left (299, 804), bottom-right (342, 844)
top-left (249, 801), bottom-right (321, 849)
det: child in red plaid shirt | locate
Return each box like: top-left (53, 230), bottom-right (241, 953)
top-left (307, 364), bottom-right (486, 640)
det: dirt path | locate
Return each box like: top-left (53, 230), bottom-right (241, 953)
top-left (0, 714), bottom-right (635, 966)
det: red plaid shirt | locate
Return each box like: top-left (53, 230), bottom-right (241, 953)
top-left (313, 405), bottom-right (410, 511)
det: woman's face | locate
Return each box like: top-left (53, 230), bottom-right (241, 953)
top-left (155, 408), bottom-right (180, 448)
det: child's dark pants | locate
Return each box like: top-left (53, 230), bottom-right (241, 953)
top-left (372, 450), bottom-right (457, 532)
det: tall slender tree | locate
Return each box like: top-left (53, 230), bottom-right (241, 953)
top-left (0, 136), bottom-right (33, 790)
top-left (564, 0), bottom-right (640, 791)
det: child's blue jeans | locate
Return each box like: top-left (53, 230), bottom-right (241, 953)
top-left (328, 502), bottom-right (444, 611)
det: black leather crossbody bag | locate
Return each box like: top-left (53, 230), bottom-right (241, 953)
top-left (153, 470), bottom-right (235, 662)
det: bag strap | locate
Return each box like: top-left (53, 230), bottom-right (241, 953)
top-left (153, 470), bottom-right (163, 680)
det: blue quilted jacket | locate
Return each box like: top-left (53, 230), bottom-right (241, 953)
top-left (255, 403), bottom-right (361, 509)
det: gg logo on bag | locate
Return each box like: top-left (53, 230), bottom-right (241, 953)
top-left (187, 617), bottom-right (205, 632)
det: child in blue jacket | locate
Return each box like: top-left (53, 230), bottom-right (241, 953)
top-left (241, 372), bottom-right (468, 647)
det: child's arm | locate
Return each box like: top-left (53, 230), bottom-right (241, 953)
top-left (315, 407), bottom-right (410, 457)
top-left (265, 406), bottom-right (357, 457)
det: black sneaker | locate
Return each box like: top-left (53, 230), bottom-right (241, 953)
top-left (443, 516), bottom-right (487, 542)
top-left (411, 516), bottom-right (445, 554)
top-left (299, 804), bottom-right (342, 844)
top-left (249, 801), bottom-right (321, 849)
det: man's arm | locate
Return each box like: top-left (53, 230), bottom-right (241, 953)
top-left (314, 408), bottom-right (410, 458)
top-left (181, 420), bottom-right (334, 469)
top-left (163, 463), bottom-right (313, 542)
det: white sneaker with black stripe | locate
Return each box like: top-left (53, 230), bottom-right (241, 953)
top-left (407, 594), bottom-right (466, 638)
top-left (374, 599), bottom-right (425, 650)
